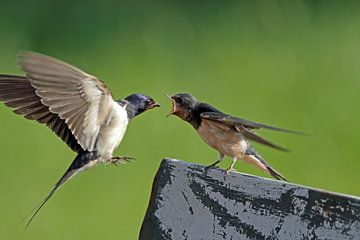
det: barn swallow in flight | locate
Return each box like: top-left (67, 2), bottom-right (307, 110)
top-left (0, 51), bottom-right (159, 226)
top-left (168, 93), bottom-right (304, 181)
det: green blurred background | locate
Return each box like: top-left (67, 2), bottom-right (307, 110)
top-left (0, 0), bottom-right (360, 239)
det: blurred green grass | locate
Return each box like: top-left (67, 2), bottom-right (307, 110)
top-left (1, 0), bottom-right (360, 239)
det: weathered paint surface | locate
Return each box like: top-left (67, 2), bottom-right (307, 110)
top-left (140, 159), bottom-right (360, 240)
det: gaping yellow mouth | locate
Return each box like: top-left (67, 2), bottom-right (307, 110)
top-left (167, 95), bottom-right (178, 117)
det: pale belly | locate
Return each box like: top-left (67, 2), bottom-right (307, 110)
top-left (95, 103), bottom-right (129, 160)
top-left (197, 119), bottom-right (248, 158)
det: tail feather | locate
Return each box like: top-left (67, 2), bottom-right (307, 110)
top-left (22, 151), bottom-right (98, 227)
top-left (266, 165), bottom-right (288, 182)
top-left (245, 147), bottom-right (288, 182)
top-left (22, 185), bottom-right (60, 228)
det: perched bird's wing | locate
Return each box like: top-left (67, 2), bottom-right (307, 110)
top-left (241, 128), bottom-right (289, 152)
top-left (200, 111), bottom-right (304, 134)
top-left (200, 111), bottom-right (298, 152)
top-left (17, 51), bottom-right (115, 151)
top-left (0, 75), bottom-right (82, 152)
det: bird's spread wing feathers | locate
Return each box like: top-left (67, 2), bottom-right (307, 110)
top-left (17, 51), bottom-right (115, 151)
top-left (0, 75), bottom-right (82, 152)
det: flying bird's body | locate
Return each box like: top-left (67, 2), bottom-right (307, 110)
top-left (94, 101), bottom-right (129, 160)
top-left (0, 52), bottom-right (159, 226)
top-left (168, 93), bottom-right (303, 181)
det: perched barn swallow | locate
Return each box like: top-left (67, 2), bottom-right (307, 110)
top-left (168, 93), bottom-right (304, 181)
top-left (0, 51), bottom-right (159, 226)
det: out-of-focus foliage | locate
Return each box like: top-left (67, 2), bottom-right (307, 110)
top-left (0, 0), bottom-right (359, 239)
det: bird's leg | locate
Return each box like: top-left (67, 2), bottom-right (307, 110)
top-left (205, 153), bottom-right (225, 171)
top-left (110, 156), bottom-right (136, 166)
top-left (226, 157), bottom-right (238, 174)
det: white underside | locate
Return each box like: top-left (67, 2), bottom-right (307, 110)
top-left (94, 102), bottom-right (129, 161)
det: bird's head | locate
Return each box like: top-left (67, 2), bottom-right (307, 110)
top-left (125, 93), bottom-right (160, 118)
top-left (167, 93), bottom-right (198, 121)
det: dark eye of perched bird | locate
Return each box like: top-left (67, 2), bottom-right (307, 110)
top-left (176, 97), bottom-right (183, 104)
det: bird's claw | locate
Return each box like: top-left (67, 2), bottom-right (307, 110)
top-left (204, 166), bottom-right (212, 174)
top-left (110, 156), bottom-right (136, 166)
top-left (204, 165), bottom-right (218, 174)
top-left (226, 168), bottom-right (236, 175)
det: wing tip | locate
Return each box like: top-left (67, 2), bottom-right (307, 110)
top-left (17, 50), bottom-right (41, 68)
top-left (261, 125), bottom-right (313, 136)
top-left (17, 50), bottom-right (42, 59)
top-left (282, 129), bottom-right (313, 136)
top-left (277, 146), bottom-right (291, 153)
top-left (17, 50), bottom-right (29, 69)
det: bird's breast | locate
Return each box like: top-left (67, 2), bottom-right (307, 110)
top-left (197, 119), bottom-right (248, 158)
top-left (95, 102), bottom-right (129, 159)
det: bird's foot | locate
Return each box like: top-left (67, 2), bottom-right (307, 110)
top-left (204, 160), bottom-right (221, 174)
top-left (204, 165), bottom-right (218, 174)
top-left (204, 166), bottom-right (212, 174)
top-left (225, 167), bottom-right (237, 175)
top-left (110, 156), bottom-right (136, 166)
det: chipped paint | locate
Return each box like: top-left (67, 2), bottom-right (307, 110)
top-left (140, 159), bottom-right (360, 240)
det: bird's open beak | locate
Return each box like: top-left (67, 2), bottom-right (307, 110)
top-left (166, 95), bottom-right (177, 117)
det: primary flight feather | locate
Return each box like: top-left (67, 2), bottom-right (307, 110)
top-left (0, 51), bottom-right (160, 226)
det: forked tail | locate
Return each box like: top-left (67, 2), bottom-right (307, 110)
top-left (245, 147), bottom-right (288, 182)
top-left (22, 151), bottom-right (98, 227)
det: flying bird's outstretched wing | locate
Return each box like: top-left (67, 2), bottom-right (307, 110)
top-left (200, 111), bottom-right (303, 152)
top-left (0, 52), bottom-right (122, 226)
top-left (16, 51), bottom-right (115, 152)
top-left (0, 74), bottom-right (82, 152)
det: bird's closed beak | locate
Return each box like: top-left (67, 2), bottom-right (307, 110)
top-left (166, 95), bottom-right (177, 117)
top-left (147, 102), bottom-right (160, 110)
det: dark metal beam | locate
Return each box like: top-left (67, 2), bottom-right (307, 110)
top-left (140, 159), bottom-right (360, 240)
